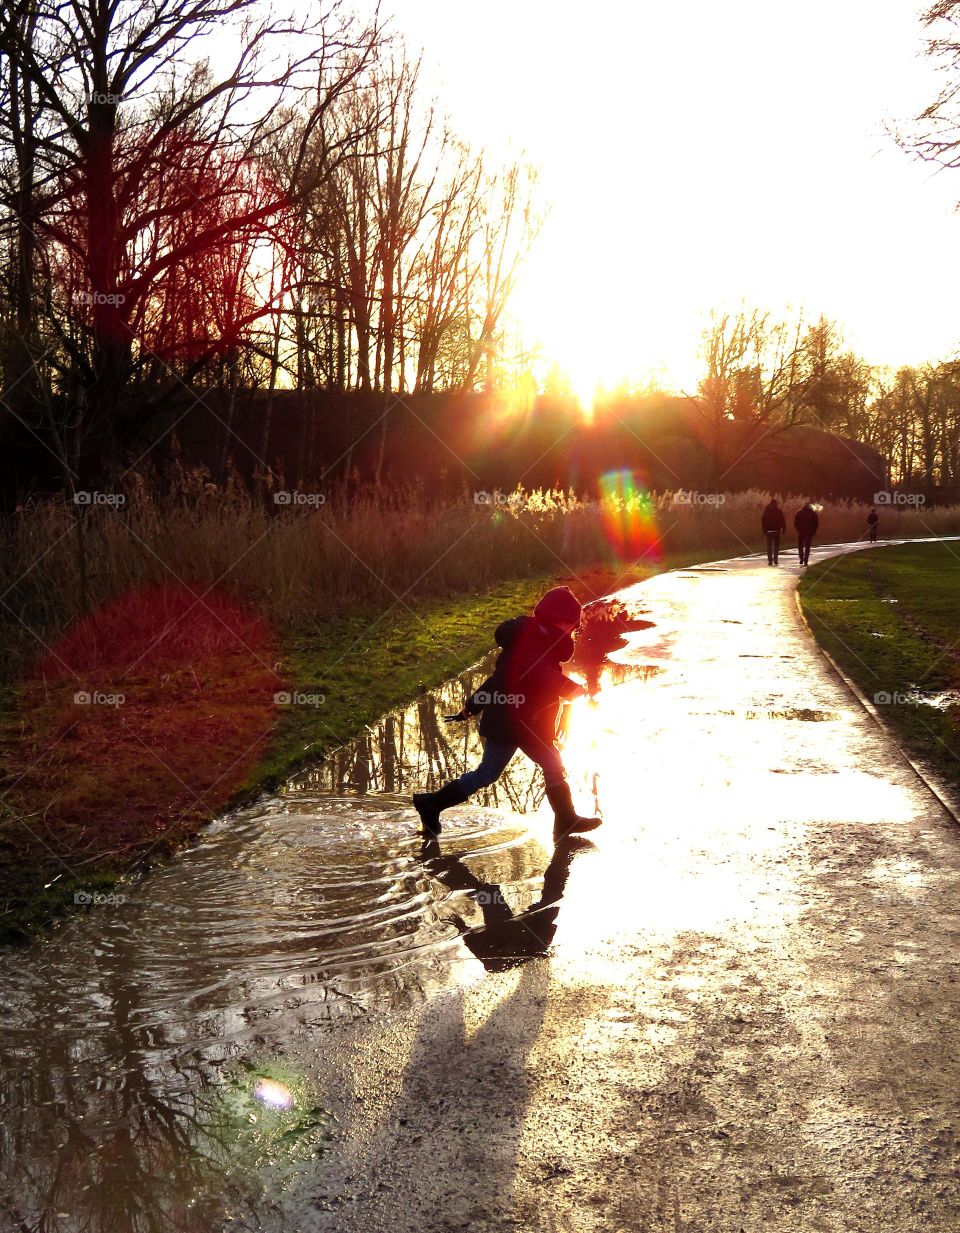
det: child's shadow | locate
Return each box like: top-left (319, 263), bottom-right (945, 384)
top-left (308, 838), bottom-right (595, 1229)
top-left (307, 842), bottom-right (592, 1229)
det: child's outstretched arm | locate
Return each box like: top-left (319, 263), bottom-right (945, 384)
top-left (559, 673), bottom-right (587, 700)
top-left (443, 674), bottom-right (496, 722)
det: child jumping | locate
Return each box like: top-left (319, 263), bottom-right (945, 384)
top-left (413, 586), bottom-right (602, 840)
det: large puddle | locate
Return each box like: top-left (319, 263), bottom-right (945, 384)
top-left (0, 600), bottom-right (662, 1232)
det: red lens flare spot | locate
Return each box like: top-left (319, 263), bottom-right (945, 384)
top-left (8, 583), bottom-right (283, 861)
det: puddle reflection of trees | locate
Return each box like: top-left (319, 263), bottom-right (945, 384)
top-left (297, 656), bottom-right (547, 813)
top-left (0, 993), bottom-right (317, 1233)
top-left (0, 853), bottom-right (590, 1233)
top-left (298, 604), bottom-right (659, 817)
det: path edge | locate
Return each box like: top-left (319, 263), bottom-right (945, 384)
top-left (792, 588), bottom-right (960, 829)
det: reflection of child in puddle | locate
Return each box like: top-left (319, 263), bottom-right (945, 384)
top-left (421, 836), bottom-right (589, 972)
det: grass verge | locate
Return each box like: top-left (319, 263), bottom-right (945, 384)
top-left (0, 552), bottom-right (701, 943)
top-left (798, 541), bottom-right (960, 801)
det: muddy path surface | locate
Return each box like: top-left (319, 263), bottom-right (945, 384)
top-left (3, 539), bottom-right (960, 1232)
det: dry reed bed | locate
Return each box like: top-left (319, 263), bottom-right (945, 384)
top-left (3, 486), bottom-right (958, 680)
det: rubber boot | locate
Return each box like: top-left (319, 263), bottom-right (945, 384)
top-left (545, 781), bottom-right (601, 840)
top-left (413, 780), bottom-right (469, 836)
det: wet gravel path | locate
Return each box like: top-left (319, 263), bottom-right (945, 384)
top-left (301, 542), bottom-right (960, 1232)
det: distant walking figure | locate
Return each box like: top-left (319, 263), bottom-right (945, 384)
top-left (413, 586), bottom-right (601, 841)
top-left (794, 502), bottom-right (819, 566)
top-left (867, 506), bottom-right (879, 543)
top-left (761, 496), bottom-right (787, 565)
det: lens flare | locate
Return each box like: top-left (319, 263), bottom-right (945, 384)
top-left (471, 374), bottom-right (538, 450)
top-left (253, 1077), bottom-right (295, 1109)
top-left (598, 470), bottom-right (660, 560)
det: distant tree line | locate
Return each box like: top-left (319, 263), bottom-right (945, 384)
top-left (689, 310), bottom-right (960, 494)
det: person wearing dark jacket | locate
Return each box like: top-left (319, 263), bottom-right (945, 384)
top-left (867, 506), bottom-right (879, 542)
top-left (761, 497), bottom-right (787, 565)
top-left (794, 502), bottom-right (820, 566)
top-left (413, 586), bottom-right (600, 841)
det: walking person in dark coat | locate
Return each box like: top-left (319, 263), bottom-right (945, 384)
top-left (794, 502), bottom-right (819, 566)
top-left (761, 497), bottom-right (787, 565)
top-left (867, 506), bottom-right (879, 543)
top-left (413, 586), bottom-right (601, 841)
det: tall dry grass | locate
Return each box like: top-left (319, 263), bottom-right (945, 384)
top-left (3, 480), bottom-right (959, 681)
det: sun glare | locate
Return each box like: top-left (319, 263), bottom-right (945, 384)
top-left (402, 0), bottom-right (960, 387)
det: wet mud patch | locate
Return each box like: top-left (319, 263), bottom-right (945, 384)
top-left (576, 935), bottom-right (837, 1232)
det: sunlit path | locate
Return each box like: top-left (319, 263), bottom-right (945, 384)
top-left (299, 538), bottom-right (960, 1232)
top-left (3, 540), bottom-right (960, 1231)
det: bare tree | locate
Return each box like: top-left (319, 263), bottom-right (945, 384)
top-left (411, 146), bottom-right (482, 392)
top-left (0, 0), bottom-right (380, 460)
top-left (902, 1), bottom-right (960, 174)
top-left (691, 308), bottom-right (813, 483)
top-left (461, 161), bottom-right (541, 392)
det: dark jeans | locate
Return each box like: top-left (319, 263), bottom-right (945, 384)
top-left (455, 734), bottom-right (566, 796)
top-left (798, 535), bottom-right (813, 565)
top-left (868, 526), bottom-right (878, 542)
top-left (765, 531), bottom-right (781, 564)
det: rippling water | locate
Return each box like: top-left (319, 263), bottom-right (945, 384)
top-left (0, 615), bottom-right (659, 1233)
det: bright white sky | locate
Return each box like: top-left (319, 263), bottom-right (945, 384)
top-left (388, 0), bottom-right (960, 393)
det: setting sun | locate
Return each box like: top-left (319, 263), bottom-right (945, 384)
top-left (398, 0), bottom-right (960, 391)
